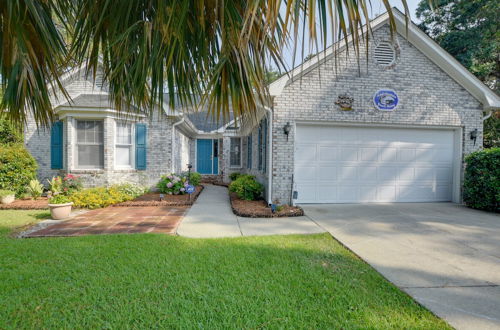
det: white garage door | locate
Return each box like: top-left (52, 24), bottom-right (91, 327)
top-left (294, 125), bottom-right (455, 203)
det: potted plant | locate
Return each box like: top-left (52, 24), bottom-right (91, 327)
top-left (48, 194), bottom-right (73, 220)
top-left (0, 190), bottom-right (15, 204)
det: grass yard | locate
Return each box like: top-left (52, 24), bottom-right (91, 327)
top-left (0, 210), bottom-right (450, 329)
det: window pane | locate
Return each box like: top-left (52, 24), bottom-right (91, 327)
top-left (230, 137), bottom-right (241, 167)
top-left (116, 122), bottom-right (132, 145)
top-left (115, 146), bottom-right (132, 167)
top-left (77, 145), bottom-right (104, 168)
top-left (77, 120), bottom-right (103, 144)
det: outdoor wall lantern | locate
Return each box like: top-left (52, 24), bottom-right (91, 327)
top-left (470, 129), bottom-right (478, 145)
top-left (283, 122), bottom-right (292, 141)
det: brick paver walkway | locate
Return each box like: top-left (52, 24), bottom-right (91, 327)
top-left (26, 206), bottom-right (188, 237)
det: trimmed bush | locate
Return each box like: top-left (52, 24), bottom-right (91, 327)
top-left (229, 172), bottom-right (242, 181)
top-left (463, 148), bottom-right (499, 212)
top-left (0, 144), bottom-right (37, 197)
top-left (69, 184), bottom-right (145, 209)
top-left (229, 174), bottom-right (264, 201)
top-left (186, 172), bottom-right (201, 186)
top-left (0, 118), bottom-right (23, 145)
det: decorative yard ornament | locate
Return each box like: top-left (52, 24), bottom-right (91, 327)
top-left (373, 89), bottom-right (399, 111)
top-left (335, 93), bottom-right (354, 111)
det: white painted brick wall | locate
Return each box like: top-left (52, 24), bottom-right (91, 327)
top-left (270, 25), bottom-right (484, 204)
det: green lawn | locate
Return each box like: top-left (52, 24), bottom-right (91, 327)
top-left (0, 210), bottom-right (449, 329)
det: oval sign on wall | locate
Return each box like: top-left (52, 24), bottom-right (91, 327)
top-left (373, 89), bottom-right (399, 111)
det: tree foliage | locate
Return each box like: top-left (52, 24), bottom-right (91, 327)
top-left (416, 0), bottom-right (499, 92)
top-left (417, 0), bottom-right (500, 148)
top-left (1, 1), bottom-right (409, 127)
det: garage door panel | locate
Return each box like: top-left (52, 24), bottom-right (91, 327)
top-left (379, 147), bottom-right (398, 162)
top-left (337, 186), bottom-right (358, 202)
top-left (361, 147), bottom-right (378, 161)
top-left (359, 166), bottom-right (377, 181)
top-left (318, 166), bottom-right (337, 181)
top-left (295, 125), bottom-right (455, 203)
top-left (378, 166), bottom-right (399, 182)
top-left (296, 144), bottom-right (317, 163)
top-left (337, 166), bottom-right (358, 181)
top-left (377, 185), bottom-right (397, 201)
top-left (295, 166), bottom-right (316, 182)
top-left (340, 147), bottom-right (358, 161)
top-left (318, 146), bottom-right (339, 161)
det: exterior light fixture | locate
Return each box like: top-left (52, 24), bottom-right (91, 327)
top-left (283, 122), bottom-right (292, 141)
top-left (470, 129), bottom-right (478, 145)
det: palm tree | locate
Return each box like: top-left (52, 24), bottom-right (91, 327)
top-left (0, 0), bottom-right (410, 127)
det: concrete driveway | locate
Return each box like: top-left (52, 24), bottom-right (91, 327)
top-left (303, 203), bottom-right (500, 330)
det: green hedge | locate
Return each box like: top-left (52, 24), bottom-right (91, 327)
top-left (463, 148), bottom-right (499, 212)
top-left (229, 174), bottom-right (263, 201)
top-left (0, 144), bottom-right (38, 197)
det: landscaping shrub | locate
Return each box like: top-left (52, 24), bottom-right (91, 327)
top-left (157, 174), bottom-right (189, 195)
top-left (61, 174), bottom-right (83, 194)
top-left (0, 144), bottom-right (37, 197)
top-left (229, 174), bottom-right (263, 201)
top-left (69, 184), bottom-right (145, 209)
top-left (229, 172), bottom-right (242, 181)
top-left (47, 176), bottom-right (63, 195)
top-left (49, 194), bottom-right (72, 204)
top-left (186, 172), bottom-right (201, 186)
top-left (463, 148), bottom-right (500, 212)
top-left (26, 179), bottom-right (44, 200)
top-left (0, 118), bottom-right (23, 145)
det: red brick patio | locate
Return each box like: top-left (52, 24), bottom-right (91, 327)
top-left (26, 206), bottom-right (188, 237)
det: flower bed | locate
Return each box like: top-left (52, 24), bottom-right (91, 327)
top-left (229, 192), bottom-right (304, 218)
top-left (114, 186), bottom-right (204, 207)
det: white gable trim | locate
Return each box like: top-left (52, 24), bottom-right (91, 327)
top-left (269, 9), bottom-right (500, 110)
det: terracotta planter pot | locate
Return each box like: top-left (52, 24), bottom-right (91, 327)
top-left (0, 194), bottom-right (15, 204)
top-left (48, 202), bottom-right (73, 220)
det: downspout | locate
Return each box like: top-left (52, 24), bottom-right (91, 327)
top-left (171, 116), bottom-right (185, 173)
top-left (482, 108), bottom-right (492, 121)
top-left (264, 106), bottom-right (273, 205)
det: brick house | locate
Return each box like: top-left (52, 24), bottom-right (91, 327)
top-left (25, 10), bottom-right (500, 205)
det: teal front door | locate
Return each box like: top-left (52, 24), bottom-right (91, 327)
top-left (197, 139), bottom-right (219, 174)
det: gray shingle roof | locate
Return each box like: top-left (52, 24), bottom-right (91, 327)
top-left (61, 94), bottom-right (113, 108)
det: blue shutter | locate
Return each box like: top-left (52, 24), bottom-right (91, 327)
top-left (50, 121), bottom-right (63, 169)
top-left (258, 124), bottom-right (262, 170)
top-left (135, 124), bottom-right (147, 170)
top-left (263, 118), bottom-right (267, 173)
top-left (247, 135), bottom-right (252, 169)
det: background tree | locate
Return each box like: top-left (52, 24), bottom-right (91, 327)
top-left (417, 0), bottom-right (500, 147)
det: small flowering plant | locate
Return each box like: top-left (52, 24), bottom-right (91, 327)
top-left (157, 173), bottom-right (190, 195)
top-left (62, 174), bottom-right (83, 194)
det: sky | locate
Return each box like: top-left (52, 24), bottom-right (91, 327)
top-left (277, 0), bottom-right (422, 70)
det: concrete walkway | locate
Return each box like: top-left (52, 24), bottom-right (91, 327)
top-left (303, 203), bottom-right (500, 330)
top-left (176, 185), bottom-right (325, 238)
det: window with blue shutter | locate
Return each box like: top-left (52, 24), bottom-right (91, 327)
top-left (262, 117), bottom-right (267, 173)
top-left (247, 135), bottom-right (252, 169)
top-left (135, 124), bottom-right (147, 170)
top-left (258, 124), bottom-right (263, 171)
top-left (50, 121), bottom-right (63, 169)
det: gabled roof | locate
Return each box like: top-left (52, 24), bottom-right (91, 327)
top-left (269, 8), bottom-right (500, 110)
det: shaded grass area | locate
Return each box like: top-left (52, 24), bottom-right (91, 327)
top-left (0, 210), bottom-right (450, 329)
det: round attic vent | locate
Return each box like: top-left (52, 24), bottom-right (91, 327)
top-left (373, 42), bottom-right (396, 67)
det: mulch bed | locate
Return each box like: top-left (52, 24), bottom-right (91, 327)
top-left (230, 192), bottom-right (304, 218)
top-left (0, 197), bottom-right (49, 210)
top-left (114, 185), bottom-right (204, 207)
top-left (212, 181), bottom-right (229, 187)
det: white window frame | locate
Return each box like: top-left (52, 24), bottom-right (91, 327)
top-left (229, 137), bottom-right (242, 168)
top-left (114, 121), bottom-right (135, 169)
top-left (74, 119), bottom-right (105, 169)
